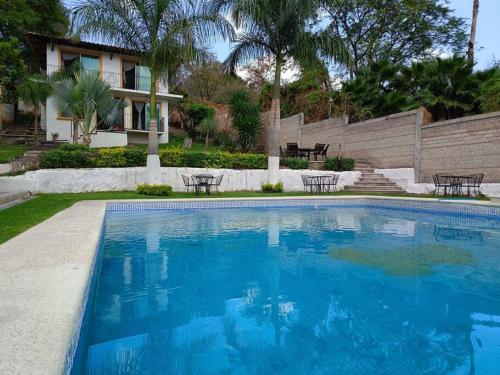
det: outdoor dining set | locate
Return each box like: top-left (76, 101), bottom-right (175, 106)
top-left (281, 143), bottom-right (329, 160)
top-left (432, 173), bottom-right (484, 197)
top-left (182, 174), bottom-right (223, 195)
top-left (301, 174), bottom-right (339, 193)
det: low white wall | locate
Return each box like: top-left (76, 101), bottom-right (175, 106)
top-left (90, 131), bottom-right (128, 148)
top-left (375, 168), bottom-right (500, 196)
top-left (0, 168), bottom-right (361, 194)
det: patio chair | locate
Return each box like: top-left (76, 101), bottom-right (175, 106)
top-left (313, 144), bottom-right (329, 161)
top-left (301, 175), bottom-right (314, 193)
top-left (286, 143), bottom-right (299, 158)
top-left (324, 174), bottom-right (339, 192)
top-left (181, 174), bottom-right (197, 193)
top-left (210, 175), bottom-right (224, 193)
top-left (464, 173), bottom-right (484, 197)
top-left (432, 174), bottom-right (449, 195)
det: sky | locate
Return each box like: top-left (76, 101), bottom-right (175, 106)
top-left (65, 0), bottom-right (500, 71)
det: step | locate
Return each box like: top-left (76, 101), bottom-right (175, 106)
top-left (0, 191), bottom-right (32, 210)
top-left (355, 181), bottom-right (401, 187)
top-left (353, 168), bottom-right (374, 172)
top-left (350, 186), bottom-right (405, 192)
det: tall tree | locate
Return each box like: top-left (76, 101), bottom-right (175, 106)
top-left (321, 0), bottom-right (467, 76)
top-left (217, 0), bottom-right (349, 182)
top-left (466, 0), bottom-right (479, 63)
top-left (74, 0), bottom-right (232, 181)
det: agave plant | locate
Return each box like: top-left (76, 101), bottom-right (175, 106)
top-left (51, 71), bottom-right (126, 145)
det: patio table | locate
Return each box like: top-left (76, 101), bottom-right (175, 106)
top-left (298, 148), bottom-right (314, 159)
top-left (306, 175), bottom-right (330, 193)
top-left (192, 174), bottom-right (215, 195)
top-left (440, 175), bottom-right (472, 196)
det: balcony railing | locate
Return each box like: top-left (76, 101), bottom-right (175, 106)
top-left (45, 64), bottom-right (168, 94)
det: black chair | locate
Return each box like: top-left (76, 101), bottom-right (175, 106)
top-left (323, 174), bottom-right (339, 192)
top-left (312, 144), bottom-right (329, 161)
top-left (210, 175), bottom-right (224, 193)
top-left (286, 143), bottom-right (299, 158)
top-left (463, 173), bottom-right (484, 197)
top-left (301, 175), bottom-right (314, 193)
top-left (181, 174), bottom-right (197, 193)
top-left (433, 174), bottom-right (450, 195)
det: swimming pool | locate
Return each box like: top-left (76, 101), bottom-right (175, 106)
top-left (72, 199), bottom-right (500, 374)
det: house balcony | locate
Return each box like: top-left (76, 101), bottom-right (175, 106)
top-left (44, 65), bottom-right (182, 102)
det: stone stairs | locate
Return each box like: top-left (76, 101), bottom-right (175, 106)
top-left (350, 161), bottom-right (405, 194)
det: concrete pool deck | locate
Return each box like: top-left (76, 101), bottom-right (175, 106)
top-left (1, 195), bottom-right (500, 374)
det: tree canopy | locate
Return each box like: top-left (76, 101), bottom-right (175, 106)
top-left (321, 0), bottom-right (467, 75)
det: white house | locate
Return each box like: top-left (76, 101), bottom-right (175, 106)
top-left (27, 33), bottom-right (183, 148)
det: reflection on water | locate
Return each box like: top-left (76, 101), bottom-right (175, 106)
top-left (75, 207), bottom-right (500, 374)
top-left (330, 244), bottom-right (475, 276)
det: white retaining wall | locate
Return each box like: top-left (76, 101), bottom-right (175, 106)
top-left (0, 168), bottom-right (361, 194)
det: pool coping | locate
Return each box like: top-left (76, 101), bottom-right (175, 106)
top-left (1, 195), bottom-right (500, 374)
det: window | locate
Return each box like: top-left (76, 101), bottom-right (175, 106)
top-left (132, 101), bottom-right (160, 130)
top-left (61, 51), bottom-right (99, 73)
top-left (97, 98), bottom-right (124, 131)
top-left (122, 61), bottom-right (151, 91)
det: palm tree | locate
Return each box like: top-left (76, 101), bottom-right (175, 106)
top-left (73, 0), bottom-right (233, 180)
top-left (466, 0), bottom-right (480, 63)
top-left (18, 74), bottom-right (52, 148)
top-left (216, 0), bottom-right (350, 182)
top-left (52, 71), bottom-right (125, 146)
top-left (198, 115), bottom-right (219, 151)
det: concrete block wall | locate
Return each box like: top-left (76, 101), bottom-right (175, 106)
top-left (420, 112), bottom-right (500, 183)
top-left (343, 111), bottom-right (420, 168)
top-left (264, 108), bottom-right (500, 183)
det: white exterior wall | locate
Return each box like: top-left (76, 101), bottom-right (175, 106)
top-left (0, 168), bottom-right (360, 193)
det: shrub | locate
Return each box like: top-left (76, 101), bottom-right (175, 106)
top-left (137, 184), bottom-right (173, 196)
top-left (261, 182), bottom-right (284, 193)
top-left (59, 143), bottom-right (91, 152)
top-left (229, 90), bottom-right (262, 150)
top-left (40, 147), bottom-right (95, 168)
top-left (94, 147), bottom-right (146, 167)
top-left (159, 149), bottom-right (267, 169)
top-left (325, 157), bottom-right (355, 171)
top-left (281, 157), bottom-right (309, 170)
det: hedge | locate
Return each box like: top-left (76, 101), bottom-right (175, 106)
top-left (40, 146), bottom-right (146, 169)
top-left (281, 157), bottom-right (309, 170)
top-left (325, 157), bottom-right (355, 171)
top-left (40, 145), bottom-right (267, 170)
top-left (159, 149), bottom-right (267, 169)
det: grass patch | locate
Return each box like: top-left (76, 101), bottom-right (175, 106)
top-left (0, 190), bottom-right (489, 245)
top-left (0, 144), bottom-right (28, 163)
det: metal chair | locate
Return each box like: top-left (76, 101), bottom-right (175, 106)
top-left (463, 173), bottom-right (484, 197)
top-left (181, 174), bottom-right (197, 193)
top-left (301, 175), bottom-right (314, 193)
top-left (432, 174), bottom-right (449, 195)
top-left (286, 143), bottom-right (299, 158)
top-left (312, 144), bottom-right (325, 161)
top-left (323, 174), bottom-right (339, 192)
top-left (210, 175), bottom-right (224, 193)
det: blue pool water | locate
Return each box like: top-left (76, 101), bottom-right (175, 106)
top-left (75, 206), bottom-right (500, 374)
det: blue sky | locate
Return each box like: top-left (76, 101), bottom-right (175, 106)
top-left (208, 0), bottom-right (500, 70)
top-left (66, 0), bottom-right (499, 70)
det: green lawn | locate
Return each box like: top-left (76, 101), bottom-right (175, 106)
top-left (0, 144), bottom-right (28, 163)
top-left (0, 190), bottom-right (469, 245)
